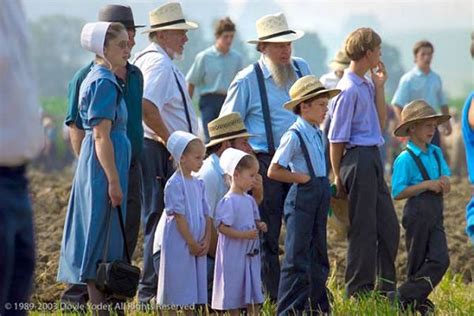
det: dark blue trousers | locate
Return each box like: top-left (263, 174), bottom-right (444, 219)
top-left (138, 139), bottom-right (174, 303)
top-left (277, 177), bottom-right (331, 315)
top-left (0, 166), bottom-right (35, 316)
top-left (199, 94), bottom-right (226, 142)
top-left (256, 153), bottom-right (290, 301)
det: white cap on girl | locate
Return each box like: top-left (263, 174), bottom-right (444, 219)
top-left (166, 130), bottom-right (199, 162)
top-left (80, 21), bottom-right (111, 58)
top-left (220, 148), bottom-right (249, 176)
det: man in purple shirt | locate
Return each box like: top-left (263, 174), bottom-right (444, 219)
top-left (328, 28), bottom-right (400, 298)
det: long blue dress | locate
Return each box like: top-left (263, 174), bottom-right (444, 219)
top-left (57, 64), bottom-right (131, 284)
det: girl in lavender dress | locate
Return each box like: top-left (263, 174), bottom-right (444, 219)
top-left (212, 148), bottom-right (267, 315)
top-left (157, 131), bottom-right (211, 314)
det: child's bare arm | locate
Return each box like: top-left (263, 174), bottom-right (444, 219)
top-left (267, 162), bottom-right (310, 184)
top-left (440, 176), bottom-right (451, 194)
top-left (197, 216), bottom-right (212, 257)
top-left (174, 213), bottom-right (203, 255)
top-left (255, 220), bottom-right (267, 233)
top-left (218, 224), bottom-right (258, 240)
top-left (394, 180), bottom-right (443, 200)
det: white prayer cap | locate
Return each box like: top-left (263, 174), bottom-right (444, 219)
top-left (166, 131), bottom-right (199, 162)
top-left (220, 148), bottom-right (249, 176)
top-left (80, 22), bottom-right (111, 58)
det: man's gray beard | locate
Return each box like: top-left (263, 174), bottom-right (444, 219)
top-left (165, 47), bottom-right (185, 61)
top-left (265, 56), bottom-right (296, 89)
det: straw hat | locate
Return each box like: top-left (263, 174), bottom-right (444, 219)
top-left (80, 22), bottom-right (111, 59)
top-left (166, 131), bottom-right (199, 162)
top-left (142, 2), bottom-right (198, 34)
top-left (220, 148), bottom-right (249, 176)
top-left (329, 49), bottom-right (350, 71)
top-left (283, 75), bottom-right (341, 111)
top-left (247, 13), bottom-right (304, 44)
top-left (206, 112), bottom-right (253, 148)
top-left (394, 99), bottom-right (451, 137)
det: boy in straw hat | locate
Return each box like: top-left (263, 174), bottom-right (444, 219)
top-left (390, 99), bottom-right (451, 313)
top-left (268, 75), bottom-right (340, 314)
top-left (328, 28), bottom-right (400, 298)
top-left (132, 2), bottom-right (199, 303)
top-left (220, 12), bottom-right (311, 301)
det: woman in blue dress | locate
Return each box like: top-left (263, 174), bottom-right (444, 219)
top-left (57, 22), bottom-right (131, 306)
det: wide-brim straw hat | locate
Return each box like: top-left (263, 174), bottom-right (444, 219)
top-left (283, 75), bottom-right (341, 111)
top-left (247, 13), bottom-right (304, 44)
top-left (329, 49), bottom-right (350, 71)
top-left (142, 2), bottom-right (198, 34)
top-left (206, 112), bottom-right (253, 148)
top-left (394, 99), bottom-right (451, 137)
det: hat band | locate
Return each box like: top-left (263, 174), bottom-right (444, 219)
top-left (150, 18), bottom-right (186, 29)
top-left (301, 86), bottom-right (326, 98)
top-left (259, 30), bottom-right (295, 41)
top-left (209, 128), bottom-right (248, 141)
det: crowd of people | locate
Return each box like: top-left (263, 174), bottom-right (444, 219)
top-left (1, 1), bottom-right (474, 316)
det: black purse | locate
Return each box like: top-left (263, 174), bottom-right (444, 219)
top-left (96, 205), bottom-right (140, 299)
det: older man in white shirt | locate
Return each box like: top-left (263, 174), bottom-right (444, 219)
top-left (132, 2), bottom-right (199, 304)
top-left (0, 1), bottom-right (45, 314)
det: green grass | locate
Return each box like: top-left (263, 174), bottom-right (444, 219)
top-left (27, 270), bottom-right (474, 315)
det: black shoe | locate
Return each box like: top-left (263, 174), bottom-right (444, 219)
top-left (415, 298), bottom-right (436, 316)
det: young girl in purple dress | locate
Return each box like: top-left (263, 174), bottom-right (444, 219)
top-left (212, 148), bottom-right (267, 315)
top-left (157, 131), bottom-right (211, 314)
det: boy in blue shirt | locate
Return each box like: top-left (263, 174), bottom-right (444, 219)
top-left (391, 99), bottom-right (451, 314)
top-left (268, 75), bottom-right (340, 315)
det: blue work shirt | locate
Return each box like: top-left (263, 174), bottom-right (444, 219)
top-left (272, 116), bottom-right (327, 177)
top-left (65, 61), bottom-right (144, 159)
top-left (391, 140), bottom-right (451, 198)
top-left (392, 67), bottom-right (447, 111)
top-left (220, 55), bottom-right (311, 153)
top-left (328, 71), bottom-right (384, 147)
top-left (186, 45), bottom-right (243, 95)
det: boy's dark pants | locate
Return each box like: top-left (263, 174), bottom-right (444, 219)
top-left (256, 153), bottom-right (290, 301)
top-left (398, 191), bottom-right (449, 304)
top-left (277, 177), bottom-right (331, 315)
top-left (341, 146), bottom-right (400, 297)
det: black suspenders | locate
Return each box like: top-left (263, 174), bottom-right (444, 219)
top-left (405, 147), bottom-right (442, 181)
top-left (290, 129), bottom-right (316, 179)
top-left (254, 59), bottom-right (303, 154)
top-left (134, 50), bottom-right (193, 133)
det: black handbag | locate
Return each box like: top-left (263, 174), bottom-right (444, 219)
top-left (96, 205), bottom-right (140, 299)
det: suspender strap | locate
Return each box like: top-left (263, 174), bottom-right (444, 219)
top-left (293, 60), bottom-right (302, 78)
top-left (290, 129), bottom-right (316, 179)
top-left (172, 71), bottom-right (193, 133)
top-left (405, 147), bottom-right (442, 181)
top-left (102, 205), bottom-right (132, 264)
top-left (134, 49), bottom-right (193, 133)
top-left (254, 62), bottom-right (275, 155)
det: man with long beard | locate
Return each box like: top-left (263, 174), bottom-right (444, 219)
top-left (132, 2), bottom-right (199, 305)
top-left (219, 12), bottom-right (312, 301)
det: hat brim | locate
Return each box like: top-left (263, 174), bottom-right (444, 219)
top-left (283, 88), bottom-right (341, 111)
top-left (247, 30), bottom-right (304, 44)
top-left (141, 21), bottom-right (198, 34)
top-left (205, 132), bottom-right (254, 148)
top-left (329, 60), bottom-right (350, 71)
top-left (394, 114), bottom-right (451, 137)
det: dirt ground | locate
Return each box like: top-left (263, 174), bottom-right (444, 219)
top-left (29, 169), bottom-right (474, 302)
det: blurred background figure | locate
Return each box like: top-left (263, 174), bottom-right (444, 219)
top-left (320, 48), bottom-right (350, 89)
top-left (0, 0), bottom-right (45, 315)
top-left (186, 17), bottom-right (243, 142)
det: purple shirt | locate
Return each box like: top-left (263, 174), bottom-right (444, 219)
top-left (328, 71), bottom-right (384, 147)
